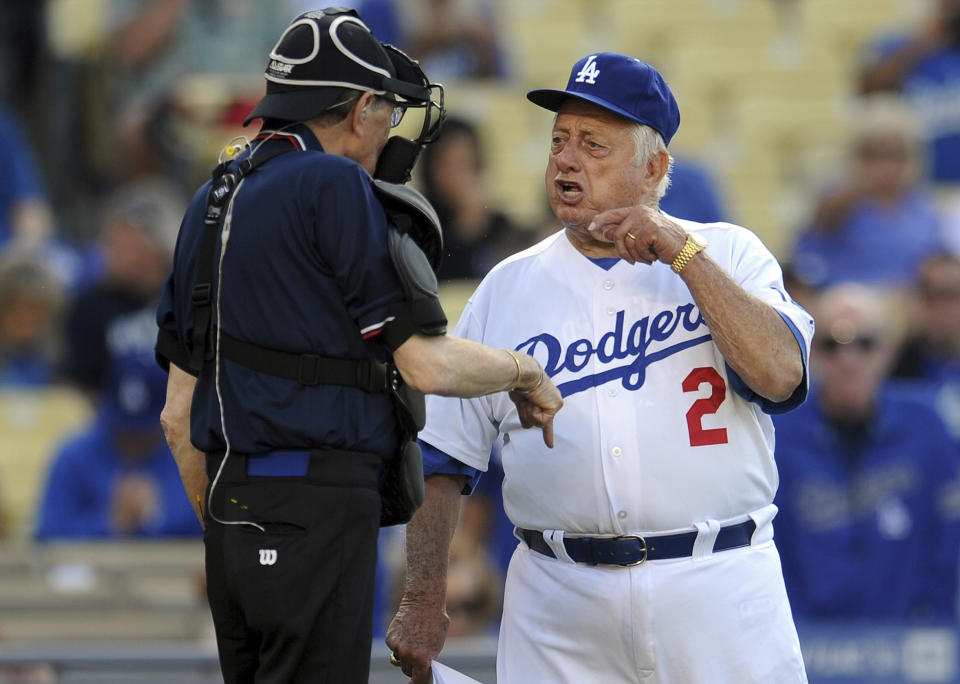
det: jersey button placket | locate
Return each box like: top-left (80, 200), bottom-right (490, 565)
top-left (598, 274), bottom-right (629, 533)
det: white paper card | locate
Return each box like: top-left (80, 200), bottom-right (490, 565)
top-left (431, 661), bottom-right (485, 684)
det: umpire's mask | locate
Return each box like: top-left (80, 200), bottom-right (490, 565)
top-left (243, 7), bottom-right (445, 184)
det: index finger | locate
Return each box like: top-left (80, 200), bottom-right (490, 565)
top-left (541, 418), bottom-right (555, 449)
top-left (588, 206), bottom-right (632, 235)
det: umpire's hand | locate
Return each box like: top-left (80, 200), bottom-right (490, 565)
top-left (509, 363), bottom-right (563, 448)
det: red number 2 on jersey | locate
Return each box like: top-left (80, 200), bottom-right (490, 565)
top-left (682, 367), bottom-right (729, 446)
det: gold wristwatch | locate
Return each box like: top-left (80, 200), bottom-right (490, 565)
top-left (670, 232), bottom-right (708, 273)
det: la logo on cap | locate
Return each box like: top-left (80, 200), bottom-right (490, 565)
top-left (575, 55), bottom-right (600, 85)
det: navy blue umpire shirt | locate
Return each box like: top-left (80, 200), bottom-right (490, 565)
top-left (156, 123), bottom-right (408, 459)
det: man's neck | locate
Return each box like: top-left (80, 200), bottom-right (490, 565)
top-left (304, 119), bottom-right (350, 158)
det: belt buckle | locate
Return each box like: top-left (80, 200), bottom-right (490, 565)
top-left (615, 535), bottom-right (647, 566)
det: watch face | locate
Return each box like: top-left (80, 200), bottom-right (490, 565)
top-left (690, 232), bottom-right (708, 248)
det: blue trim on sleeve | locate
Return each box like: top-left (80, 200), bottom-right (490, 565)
top-left (420, 440), bottom-right (482, 495)
top-left (725, 311), bottom-right (809, 415)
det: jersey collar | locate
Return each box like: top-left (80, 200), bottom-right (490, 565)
top-left (252, 122), bottom-right (324, 152)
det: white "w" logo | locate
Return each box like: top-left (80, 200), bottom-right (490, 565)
top-left (575, 55), bottom-right (600, 84)
top-left (259, 549), bottom-right (277, 566)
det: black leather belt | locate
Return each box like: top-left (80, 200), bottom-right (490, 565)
top-left (518, 519), bottom-right (757, 566)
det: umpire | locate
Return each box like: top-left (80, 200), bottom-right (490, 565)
top-left (155, 8), bottom-right (561, 683)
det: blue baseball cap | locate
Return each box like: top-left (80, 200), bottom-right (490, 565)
top-left (527, 52), bottom-right (680, 145)
top-left (99, 350), bottom-right (167, 432)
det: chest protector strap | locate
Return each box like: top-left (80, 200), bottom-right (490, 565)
top-left (190, 146), bottom-right (293, 372)
top-left (190, 147), bottom-right (415, 420)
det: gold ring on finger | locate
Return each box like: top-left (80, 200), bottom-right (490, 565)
top-left (390, 653), bottom-right (401, 667)
top-left (626, 232), bottom-right (637, 240)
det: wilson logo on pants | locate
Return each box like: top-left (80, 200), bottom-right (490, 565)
top-left (259, 549), bottom-right (278, 566)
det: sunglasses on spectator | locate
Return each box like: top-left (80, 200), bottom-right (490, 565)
top-left (815, 335), bottom-right (880, 354)
top-left (856, 142), bottom-right (908, 162)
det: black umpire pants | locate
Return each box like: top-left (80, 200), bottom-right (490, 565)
top-left (203, 450), bottom-right (383, 684)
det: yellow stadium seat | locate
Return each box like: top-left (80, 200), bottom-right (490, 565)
top-left (0, 388), bottom-right (91, 540)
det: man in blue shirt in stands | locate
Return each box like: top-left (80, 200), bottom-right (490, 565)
top-left (36, 310), bottom-right (200, 540)
top-left (774, 283), bottom-right (960, 622)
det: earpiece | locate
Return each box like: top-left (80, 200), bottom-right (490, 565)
top-left (361, 108), bottom-right (368, 121)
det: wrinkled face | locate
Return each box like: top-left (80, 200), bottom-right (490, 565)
top-left (104, 221), bottom-right (170, 295)
top-left (545, 100), bottom-right (648, 241)
top-left (812, 298), bottom-right (893, 418)
top-left (855, 134), bottom-right (912, 197)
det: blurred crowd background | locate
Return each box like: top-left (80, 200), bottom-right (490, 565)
top-left (4, 0), bottom-right (960, 680)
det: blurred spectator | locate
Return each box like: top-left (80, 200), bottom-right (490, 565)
top-left (773, 283), bottom-right (960, 623)
top-left (891, 250), bottom-right (960, 440)
top-left (103, 0), bottom-right (290, 181)
top-left (780, 260), bottom-right (820, 316)
top-left (660, 156), bottom-right (728, 224)
top-left (444, 538), bottom-right (503, 638)
top-left (418, 117), bottom-right (528, 281)
top-left (859, 0), bottom-right (960, 184)
top-left (35, 316), bottom-right (202, 540)
top-left (789, 94), bottom-right (945, 289)
top-left (0, 108), bottom-right (50, 251)
top-left (399, 0), bottom-right (505, 81)
top-left (60, 177), bottom-right (183, 396)
top-left (0, 253), bottom-right (64, 388)
top-left (457, 447), bottom-right (515, 579)
top-left (0, 108), bottom-right (90, 291)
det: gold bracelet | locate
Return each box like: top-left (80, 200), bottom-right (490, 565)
top-left (521, 366), bottom-right (544, 394)
top-left (506, 350), bottom-right (522, 391)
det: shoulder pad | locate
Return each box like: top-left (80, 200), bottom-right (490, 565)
top-left (372, 180), bottom-right (443, 272)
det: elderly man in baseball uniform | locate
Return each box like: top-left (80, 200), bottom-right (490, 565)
top-left (386, 52), bottom-right (813, 683)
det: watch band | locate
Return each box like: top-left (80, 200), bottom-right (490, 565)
top-left (671, 234), bottom-right (706, 274)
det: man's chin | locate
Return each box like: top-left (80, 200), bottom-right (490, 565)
top-left (554, 209), bottom-right (591, 231)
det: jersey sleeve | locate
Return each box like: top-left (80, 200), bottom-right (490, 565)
top-left (312, 164), bottom-right (407, 341)
top-left (420, 440), bottom-right (482, 494)
top-left (153, 191), bottom-right (208, 375)
top-left (723, 225), bottom-right (815, 413)
top-left (155, 271), bottom-right (193, 374)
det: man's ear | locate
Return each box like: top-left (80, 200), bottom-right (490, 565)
top-left (349, 91), bottom-right (377, 134)
top-left (646, 148), bottom-right (670, 187)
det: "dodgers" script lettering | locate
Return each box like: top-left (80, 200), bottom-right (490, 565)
top-left (515, 303), bottom-right (711, 397)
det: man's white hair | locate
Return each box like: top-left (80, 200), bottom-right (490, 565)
top-left (630, 123), bottom-right (673, 199)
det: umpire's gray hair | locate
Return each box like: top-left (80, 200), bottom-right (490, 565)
top-left (630, 123), bottom-right (673, 199)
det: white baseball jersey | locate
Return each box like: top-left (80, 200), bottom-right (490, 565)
top-left (420, 217), bottom-right (815, 536)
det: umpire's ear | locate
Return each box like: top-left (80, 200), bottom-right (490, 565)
top-left (349, 91), bottom-right (378, 135)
